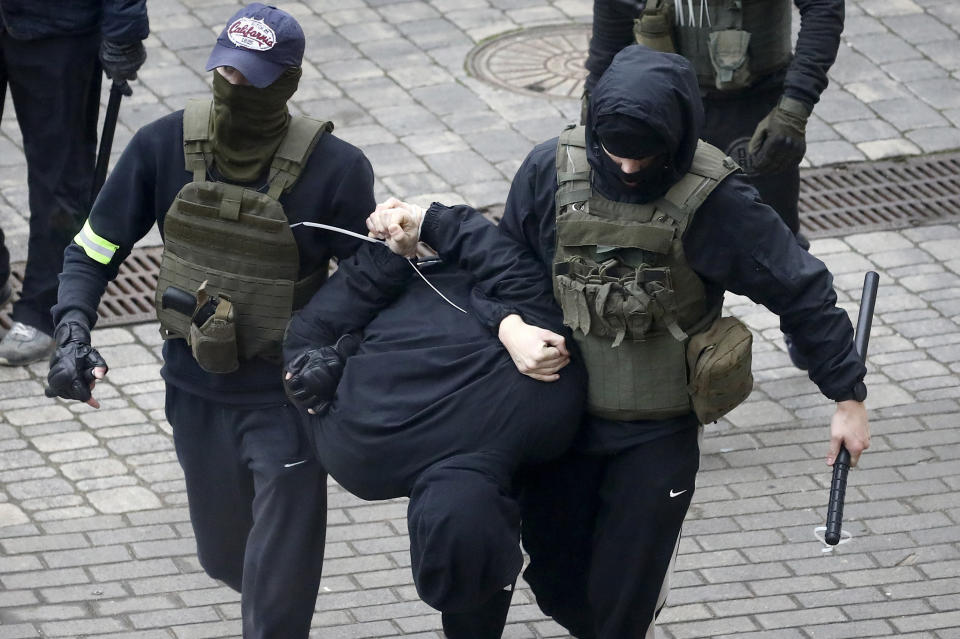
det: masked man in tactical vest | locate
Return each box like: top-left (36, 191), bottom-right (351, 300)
top-left (377, 45), bottom-right (869, 638)
top-left (45, 4), bottom-right (376, 637)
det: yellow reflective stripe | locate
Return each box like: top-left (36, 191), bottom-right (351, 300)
top-left (73, 219), bottom-right (119, 265)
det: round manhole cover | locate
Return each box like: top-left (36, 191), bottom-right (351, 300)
top-left (466, 24), bottom-right (590, 99)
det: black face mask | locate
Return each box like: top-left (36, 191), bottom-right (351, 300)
top-left (594, 147), bottom-right (672, 203)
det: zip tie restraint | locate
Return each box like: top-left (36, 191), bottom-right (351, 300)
top-left (290, 222), bottom-right (468, 314)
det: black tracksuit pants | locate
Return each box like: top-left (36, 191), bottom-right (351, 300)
top-left (519, 425), bottom-right (702, 638)
top-left (165, 385), bottom-right (327, 639)
top-left (0, 30), bottom-right (100, 334)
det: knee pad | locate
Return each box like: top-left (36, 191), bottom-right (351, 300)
top-left (407, 454), bottom-right (522, 613)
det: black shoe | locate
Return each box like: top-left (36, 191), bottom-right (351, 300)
top-left (784, 333), bottom-right (809, 371)
top-left (0, 281), bottom-right (11, 308)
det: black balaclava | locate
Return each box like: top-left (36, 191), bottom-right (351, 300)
top-left (595, 114), bottom-right (671, 193)
top-left (585, 45), bottom-right (704, 204)
top-left (211, 66), bottom-right (301, 183)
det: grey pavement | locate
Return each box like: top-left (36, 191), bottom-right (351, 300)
top-left (2, 0), bottom-right (960, 637)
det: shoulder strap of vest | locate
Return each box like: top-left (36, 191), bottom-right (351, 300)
top-left (266, 117), bottom-right (334, 199)
top-left (659, 141), bottom-right (739, 235)
top-left (182, 99), bottom-right (214, 183)
top-left (556, 124), bottom-right (593, 209)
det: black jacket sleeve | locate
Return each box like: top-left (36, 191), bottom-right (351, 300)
top-left (53, 123), bottom-right (162, 329)
top-left (684, 177), bottom-right (865, 400)
top-left (101, 0), bottom-right (149, 42)
top-left (283, 243), bottom-right (413, 364)
top-left (420, 203), bottom-right (564, 333)
top-left (784, 0), bottom-right (844, 107)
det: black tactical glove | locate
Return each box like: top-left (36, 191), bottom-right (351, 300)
top-left (99, 39), bottom-right (147, 95)
top-left (46, 322), bottom-right (108, 403)
top-left (747, 96), bottom-right (812, 175)
top-left (283, 334), bottom-right (360, 415)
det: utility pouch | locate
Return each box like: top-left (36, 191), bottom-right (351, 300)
top-left (555, 259), bottom-right (655, 347)
top-left (188, 283), bottom-right (239, 374)
top-left (708, 29), bottom-right (752, 91)
top-left (634, 0), bottom-right (676, 53)
top-left (686, 315), bottom-right (753, 423)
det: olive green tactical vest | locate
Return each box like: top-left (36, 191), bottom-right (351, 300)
top-left (155, 99), bottom-right (333, 367)
top-left (641, 0), bottom-right (792, 92)
top-left (553, 125), bottom-right (738, 421)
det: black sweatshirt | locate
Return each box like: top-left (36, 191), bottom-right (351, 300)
top-left (53, 110), bottom-right (375, 405)
top-left (497, 46), bottom-right (865, 453)
top-left (284, 204), bottom-right (585, 499)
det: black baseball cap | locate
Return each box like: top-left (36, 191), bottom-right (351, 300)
top-left (205, 3), bottom-right (304, 88)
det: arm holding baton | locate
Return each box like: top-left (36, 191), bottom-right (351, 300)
top-left (824, 270), bottom-right (878, 545)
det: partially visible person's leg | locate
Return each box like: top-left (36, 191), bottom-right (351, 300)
top-left (519, 450), bottom-right (605, 639)
top-left (587, 426), bottom-right (701, 638)
top-left (407, 451), bottom-right (521, 639)
top-left (239, 402), bottom-right (327, 639)
top-left (0, 53), bottom-right (9, 306)
top-left (165, 385), bottom-right (252, 593)
top-left (166, 388), bottom-right (327, 639)
top-left (2, 32), bottom-right (99, 339)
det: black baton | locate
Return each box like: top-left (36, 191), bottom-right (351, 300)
top-left (91, 79), bottom-right (129, 202)
top-left (824, 270), bottom-right (879, 545)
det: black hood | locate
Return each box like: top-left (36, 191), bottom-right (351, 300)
top-left (586, 45), bottom-right (704, 204)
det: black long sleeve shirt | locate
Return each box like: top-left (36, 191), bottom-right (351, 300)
top-left (53, 110), bottom-right (375, 405)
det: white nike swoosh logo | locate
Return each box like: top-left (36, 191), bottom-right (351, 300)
top-left (669, 489), bottom-right (688, 498)
top-left (284, 460), bottom-right (308, 468)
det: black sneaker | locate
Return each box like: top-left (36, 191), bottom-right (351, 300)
top-left (784, 333), bottom-right (809, 371)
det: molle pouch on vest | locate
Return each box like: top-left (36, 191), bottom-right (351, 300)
top-left (555, 259), bottom-right (653, 346)
top-left (708, 29), bottom-right (752, 91)
top-left (634, 0), bottom-right (676, 53)
top-left (188, 288), bottom-right (239, 374)
top-left (686, 315), bottom-right (753, 423)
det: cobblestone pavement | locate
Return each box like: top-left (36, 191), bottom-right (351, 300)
top-left (2, 0), bottom-right (959, 637)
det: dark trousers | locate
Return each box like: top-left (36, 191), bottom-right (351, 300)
top-left (584, 0), bottom-right (801, 234)
top-left (0, 30), bottom-right (100, 334)
top-left (165, 385), bottom-right (327, 639)
top-left (518, 425), bottom-right (702, 638)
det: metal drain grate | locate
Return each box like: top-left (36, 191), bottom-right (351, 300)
top-left (1, 246), bottom-right (163, 332)
top-left (799, 152), bottom-right (960, 238)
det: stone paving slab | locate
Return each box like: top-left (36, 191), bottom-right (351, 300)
top-left (2, 0), bottom-right (960, 637)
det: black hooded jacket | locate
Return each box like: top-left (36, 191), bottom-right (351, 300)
top-left (495, 45), bottom-right (866, 453)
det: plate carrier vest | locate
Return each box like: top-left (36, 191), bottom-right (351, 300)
top-left (637, 0), bottom-right (793, 92)
top-left (553, 125), bottom-right (738, 421)
top-left (155, 99), bottom-right (332, 369)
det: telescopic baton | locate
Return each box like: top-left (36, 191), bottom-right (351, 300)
top-left (824, 270), bottom-right (879, 546)
top-left (90, 79), bottom-right (129, 202)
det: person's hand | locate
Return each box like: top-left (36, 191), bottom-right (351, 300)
top-left (46, 322), bottom-right (108, 409)
top-left (828, 399), bottom-right (870, 467)
top-left (497, 314), bottom-right (570, 382)
top-left (366, 197), bottom-right (426, 258)
top-left (283, 334), bottom-right (359, 415)
top-left (747, 96), bottom-right (811, 175)
top-left (99, 39), bottom-right (147, 95)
